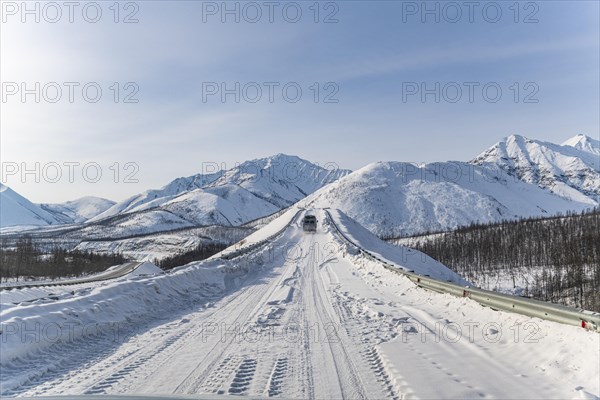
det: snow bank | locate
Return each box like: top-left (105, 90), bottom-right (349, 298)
top-left (327, 209), bottom-right (469, 285)
top-left (0, 259), bottom-right (225, 364)
top-left (208, 207), bottom-right (300, 260)
top-left (0, 211), bottom-right (300, 365)
top-left (127, 261), bottom-right (162, 277)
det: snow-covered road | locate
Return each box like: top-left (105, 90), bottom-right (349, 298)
top-left (1, 209), bottom-right (598, 399)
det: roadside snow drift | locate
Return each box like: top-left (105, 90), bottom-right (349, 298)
top-left (327, 209), bottom-right (469, 284)
top-left (0, 209), bottom-right (299, 365)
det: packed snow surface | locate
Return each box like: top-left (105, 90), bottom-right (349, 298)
top-left (1, 209), bottom-right (597, 399)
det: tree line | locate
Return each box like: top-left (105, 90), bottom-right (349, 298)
top-left (155, 242), bottom-right (228, 270)
top-left (0, 237), bottom-right (127, 282)
top-left (392, 208), bottom-right (600, 311)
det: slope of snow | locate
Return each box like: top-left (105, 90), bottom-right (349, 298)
top-left (0, 184), bottom-right (62, 227)
top-left (0, 256), bottom-right (227, 365)
top-left (562, 134), bottom-right (600, 155)
top-left (127, 261), bottom-right (163, 276)
top-left (74, 225), bottom-right (250, 261)
top-left (206, 154), bottom-right (351, 209)
top-left (301, 161), bottom-right (594, 237)
top-left (471, 134), bottom-right (600, 204)
top-left (102, 209), bottom-right (194, 233)
top-left (91, 154), bottom-right (351, 224)
top-left (146, 185), bottom-right (280, 226)
top-left (225, 206), bottom-right (300, 247)
top-left (90, 171), bottom-right (224, 221)
top-left (41, 196), bottom-right (116, 223)
top-left (328, 209), bottom-right (468, 284)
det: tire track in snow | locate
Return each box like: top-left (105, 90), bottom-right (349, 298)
top-left (227, 357), bottom-right (257, 395)
top-left (266, 356), bottom-right (289, 396)
top-left (172, 229), bottom-right (305, 395)
top-left (302, 229), bottom-right (368, 400)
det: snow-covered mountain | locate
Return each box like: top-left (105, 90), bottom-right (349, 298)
top-left (0, 183), bottom-right (63, 227)
top-left (41, 197), bottom-right (116, 224)
top-left (562, 134), bottom-right (600, 156)
top-left (0, 185), bottom-right (115, 227)
top-left (471, 134), bottom-right (599, 204)
top-left (3, 137), bottom-right (597, 235)
top-left (301, 158), bottom-right (596, 237)
top-left (90, 154), bottom-right (351, 227)
top-left (88, 171), bottom-right (225, 221)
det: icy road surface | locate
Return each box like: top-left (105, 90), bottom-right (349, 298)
top-left (1, 209), bottom-right (598, 399)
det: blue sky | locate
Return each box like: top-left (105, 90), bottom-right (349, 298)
top-left (1, 0), bottom-right (599, 202)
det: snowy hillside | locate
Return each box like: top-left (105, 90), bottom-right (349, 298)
top-left (328, 209), bottom-right (469, 284)
top-left (471, 134), bottom-right (599, 204)
top-left (0, 184), bottom-right (62, 227)
top-left (90, 154), bottom-right (350, 227)
top-left (74, 225), bottom-right (251, 261)
top-left (88, 171), bottom-right (225, 221)
top-left (41, 196), bottom-right (116, 223)
top-left (301, 160), bottom-right (594, 237)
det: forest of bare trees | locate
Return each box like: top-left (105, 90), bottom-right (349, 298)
top-left (0, 237), bottom-right (127, 282)
top-left (392, 209), bottom-right (600, 311)
top-left (155, 242), bottom-right (228, 270)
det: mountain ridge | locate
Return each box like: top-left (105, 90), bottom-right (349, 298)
top-left (471, 134), bottom-right (599, 204)
top-left (41, 197), bottom-right (116, 224)
top-left (300, 158), bottom-right (595, 237)
top-left (0, 183), bottom-right (63, 227)
top-left (1, 136), bottom-right (597, 232)
top-left (88, 153), bottom-right (351, 227)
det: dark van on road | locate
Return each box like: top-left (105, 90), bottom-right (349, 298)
top-left (302, 215), bottom-right (317, 233)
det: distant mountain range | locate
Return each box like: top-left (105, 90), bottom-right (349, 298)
top-left (1, 135), bottom-right (598, 239)
top-left (1, 154), bottom-right (351, 229)
top-left (0, 183), bottom-right (115, 228)
top-left (471, 134), bottom-right (599, 204)
top-left (41, 197), bottom-right (116, 224)
top-left (0, 183), bottom-right (61, 227)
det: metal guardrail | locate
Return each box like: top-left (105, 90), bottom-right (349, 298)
top-left (220, 210), bottom-right (303, 260)
top-left (324, 210), bottom-right (600, 332)
top-left (0, 261), bottom-right (143, 291)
